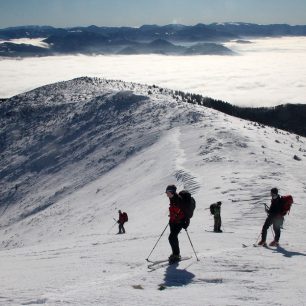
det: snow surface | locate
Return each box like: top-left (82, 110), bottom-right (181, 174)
top-left (0, 77), bottom-right (306, 305)
top-left (0, 38), bottom-right (49, 48)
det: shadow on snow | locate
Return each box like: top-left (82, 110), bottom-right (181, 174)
top-left (274, 246), bottom-right (306, 258)
top-left (162, 263), bottom-right (195, 287)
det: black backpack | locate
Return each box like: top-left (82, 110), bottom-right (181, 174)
top-left (210, 204), bottom-right (215, 215)
top-left (179, 190), bottom-right (196, 218)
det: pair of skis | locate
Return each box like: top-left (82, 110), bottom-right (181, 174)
top-left (242, 243), bottom-right (281, 248)
top-left (205, 230), bottom-right (234, 234)
top-left (147, 256), bottom-right (192, 271)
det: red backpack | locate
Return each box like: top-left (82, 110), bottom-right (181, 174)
top-left (280, 195), bottom-right (293, 216)
top-left (122, 212), bottom-right (128, 222)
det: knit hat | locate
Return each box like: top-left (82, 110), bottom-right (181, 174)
top-left (165, 184), bottom-right (177, 193)
top-left (271, 188), bottom-right (278, 195)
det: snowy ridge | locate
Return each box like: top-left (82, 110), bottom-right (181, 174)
top-left (0, 77), bottom-right (306, 305)
top-left (0, 77), bottom-right (201, 230)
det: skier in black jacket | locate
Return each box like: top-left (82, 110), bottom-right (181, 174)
top-left (210, 201), bottom-right (222, 232)
top-left (258, 188), bottom-right (284, 246)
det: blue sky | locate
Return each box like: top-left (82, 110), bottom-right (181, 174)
top-left (0, 0), bottom-right (306, 28)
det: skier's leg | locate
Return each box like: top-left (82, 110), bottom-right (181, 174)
top-left (214, 216), bottom-right (218, 232)
top-left (261, 216), bottom-right (272, 242)
top-left (168, 223), bottom-right (183, 255)
top-left (273, 218), bottom-right (283, 242)
top-left (217, 216), bottom-right (222, 232)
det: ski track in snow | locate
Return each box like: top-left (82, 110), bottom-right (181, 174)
top-left (0, 77), bottom-right (306, 305)
top-left (172, 127), bottom-right (201, 194)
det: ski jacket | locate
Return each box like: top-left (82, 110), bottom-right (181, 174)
top-left (268, 196), bottom-right (284, 217)
top-left (169, 193), bottom-right (186, 224)
top-left (118, 212), bottom-right (126, 224)
top-left (211, 204), bottom-right (221, 217)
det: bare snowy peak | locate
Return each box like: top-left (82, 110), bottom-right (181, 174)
top-left (0, 77), bottom-right (202, 231)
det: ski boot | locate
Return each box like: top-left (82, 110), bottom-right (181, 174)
top-left (168, 254), bottom-right (181, 264)
top-left (258, 240), bottom-right (267, 247)
top-left (269, 240), bottom-right (279, 247)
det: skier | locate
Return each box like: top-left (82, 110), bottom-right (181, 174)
top-left (210, 201), bottom-right (222, 232)
top-left (258, 188), bottom-right (284, 246)
top-left (117, 210), bottom-right (127, 234)
top-left (166, 184), bottom-right (190, 263)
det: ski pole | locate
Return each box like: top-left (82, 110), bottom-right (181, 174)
top-left (146, 223), bottom-right (169, 261)
top-left (263, 203), bottom-right (269, 214)
top-left (107, 219), bottom-right (118, 234)
top-left (185, 229), bottom-right (200, 261)
top-left (271, 227), bottom-right (275, 239)
top-left (221, 222), bottom-right (225, 232)
top-left (255, 231), bottom-right (261, 244)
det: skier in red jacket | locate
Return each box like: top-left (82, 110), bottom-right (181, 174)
top-left (117, 210), bottom-right (127, 234)
top-left (166, 185), bottom-right (190, 263)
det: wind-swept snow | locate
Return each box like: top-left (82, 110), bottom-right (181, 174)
top-left (0, 77), bottom-right (305, 305)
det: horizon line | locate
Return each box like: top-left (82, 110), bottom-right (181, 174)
top-left (1, 21), bottom-right (306, 30)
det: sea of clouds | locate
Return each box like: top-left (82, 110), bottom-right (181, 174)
top-left (0, 36), bottom-right (305, 107)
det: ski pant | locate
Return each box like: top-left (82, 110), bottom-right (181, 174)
top-left (168, 222), bottom-right (184, 256)
top-left (214, 215), bottom-right (222, 232)
top-left (118, 223), bottom-right (125, 234)
top-left (261, 215), bottom-right (283, 242)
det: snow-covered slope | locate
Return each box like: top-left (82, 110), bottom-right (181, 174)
top-left (0, 77), bottom-right (306, 305)
top-left (0, 77), bottom-right (201, 231)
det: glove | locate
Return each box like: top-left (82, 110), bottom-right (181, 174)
top-left (173, 213), bottom-right (180, 222)
top-left (182, 218), bottom-right (190, 229)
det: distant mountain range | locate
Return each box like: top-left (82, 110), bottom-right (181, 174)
top-left (1, 22), bottom-right (305, 57)
top-left (209, 22), bottom-right (306, 36)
